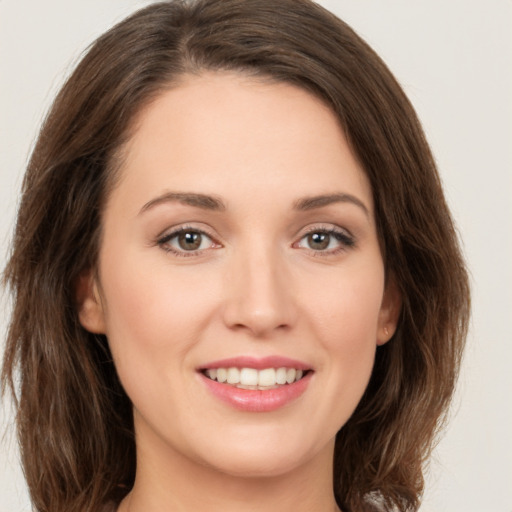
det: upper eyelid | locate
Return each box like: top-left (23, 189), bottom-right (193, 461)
top-left (159, 230), bottom-right (213, 246)
top-left (155, 222), bottom-right (355, 246)
top-left (296, 223), bottom-right (354, 238)
top-left (294, 224), bottom-right (356, 250)
top-left (157, 227), bottom-right (220, 257)
top-left (157, 223), bottom-right (218, 241)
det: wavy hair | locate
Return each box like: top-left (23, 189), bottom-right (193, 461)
top-left (2, 1), bottom-right (470, 511)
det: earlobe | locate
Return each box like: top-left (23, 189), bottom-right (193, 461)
top-left (377, 277), bottom-right (402, 346)
top-left (76, 269), bottom-right (106, 334)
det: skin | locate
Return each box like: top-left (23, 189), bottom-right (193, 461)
top-left (78, 72), bottom-right (400, 512)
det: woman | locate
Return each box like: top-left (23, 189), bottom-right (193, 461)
top-left (1, 0), bottom-right (470, 511)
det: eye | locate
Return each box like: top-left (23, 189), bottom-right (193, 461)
top-left (296, 228), bottom-right (355, 253)
top-left (158, 228), bottom-right (218, 255)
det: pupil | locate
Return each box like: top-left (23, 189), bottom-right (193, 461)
top-left (178, 231), bottom-right (201, 250)
top-left (309, 232), bottom-right (329, 250)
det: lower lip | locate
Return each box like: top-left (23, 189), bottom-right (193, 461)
top-left (199, 372), bottom-right (312, 412)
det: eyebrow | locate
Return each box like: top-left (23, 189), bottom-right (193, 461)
top-left (139, 192), bottom-right (226, 214)
top-left (293, 193), bottom-right (369, 217)
top-left (139, 191), bottom-right (369, 217)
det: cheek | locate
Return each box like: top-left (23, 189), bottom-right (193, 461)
top-left (307, 267), bottom-right (384, 346)
top-left (286, 264), bottom-right (385, 442)
top-left (98, 250), bottom-right (216, 372)
top-left (305, 263), bottom-right (384, 397)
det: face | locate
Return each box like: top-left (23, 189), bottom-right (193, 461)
top-left (79, 72), bottom-right (399, 479)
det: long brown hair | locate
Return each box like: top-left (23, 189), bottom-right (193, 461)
top-left (2, 1), bottom-right (470, 511)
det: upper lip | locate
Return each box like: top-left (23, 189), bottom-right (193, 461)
top-left (199, 355), bottom-right (312, 371)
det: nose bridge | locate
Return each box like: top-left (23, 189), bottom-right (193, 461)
top-left (223, 236), bottom-right (295, 336)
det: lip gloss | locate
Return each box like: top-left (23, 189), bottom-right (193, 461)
top-left (199, 372), bottom-right (311, 412)
top-left (198, 355), bottom-right (313, 412)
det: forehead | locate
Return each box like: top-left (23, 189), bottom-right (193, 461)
top-left (109, 71), bottom-right (372, 215)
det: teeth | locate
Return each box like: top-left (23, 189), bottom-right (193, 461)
top-left (240, 368), bottom-right (258, 386)
top-left (276, 367), bottom-right (287, 385)
top-left (203, 366), bottom-right (307, 388)
top-left (216, 368), bottom-right (227, 383)
top-left (227, 367), bottom-right (240, 384)
top-left (258, 368), bottom-right (275, 387)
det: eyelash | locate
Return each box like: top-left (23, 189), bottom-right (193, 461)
top-left (295, 226), bottom-right (355, 255)
top-left (157, 225), bottom-right (219, 258)
top-left (156, 225), bottom-right (355, 257)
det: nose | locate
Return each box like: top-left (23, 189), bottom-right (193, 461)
top-left (222, 242), bottom-right (297, 338)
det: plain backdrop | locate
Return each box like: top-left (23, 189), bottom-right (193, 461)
top-left (1, 1), bottom-right (511, 511)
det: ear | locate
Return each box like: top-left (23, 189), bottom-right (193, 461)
top-left (75, 269), bottom-right (106, 334)
top-left (377, 276), bottom-right (402, 346)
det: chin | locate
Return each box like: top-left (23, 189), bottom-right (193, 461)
top-left (191, 427), bottom-right (331, 480)
top-left (204, 450), bottom-right (309, 479)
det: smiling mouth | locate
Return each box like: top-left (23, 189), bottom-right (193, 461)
top-left (201, 367), bottom-right (310, 390)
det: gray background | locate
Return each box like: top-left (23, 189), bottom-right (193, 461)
top-left (1, 1), bottom-right (511, 510)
